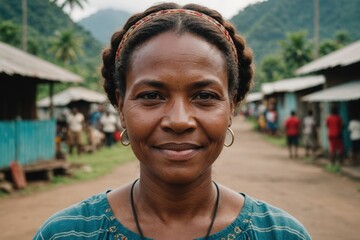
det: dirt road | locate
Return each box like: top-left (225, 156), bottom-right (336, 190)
top-left (0, 117), bottom-right (359, 239)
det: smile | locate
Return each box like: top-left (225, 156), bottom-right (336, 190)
top-left (155, 143), bottom-right (201, 161)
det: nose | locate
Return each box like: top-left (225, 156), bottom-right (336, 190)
top-left (160, 97), bottom-right (196, 134)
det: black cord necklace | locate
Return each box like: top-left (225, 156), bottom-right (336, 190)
top-left (130, 179), bottom-right (220, 240)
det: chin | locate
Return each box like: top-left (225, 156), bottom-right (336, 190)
top-left (154, 167), bottom-right (211, 186)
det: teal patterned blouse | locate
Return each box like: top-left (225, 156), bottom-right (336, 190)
top-left (33, 192), bottom-right (311, 240)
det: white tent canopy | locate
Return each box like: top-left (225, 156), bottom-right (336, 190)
top-left (37, 86), bottom-right (107, 107)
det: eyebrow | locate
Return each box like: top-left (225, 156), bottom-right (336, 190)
top-left (190, 79), bottom-right (222, 89)
top-left (132, 78), bottom-right (222, 90)
top-left (133, 79), bottom-right (166, 89)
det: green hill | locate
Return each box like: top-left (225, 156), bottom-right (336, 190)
top-left (1, 0), bottom-right (359, 86)
top-left (231, 0), bottom-right (360, 62)
top-left (78, 9), bottom-right (131, 44)
top-left (0, 0), bottom-right (103, 92)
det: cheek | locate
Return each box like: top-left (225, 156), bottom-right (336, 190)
top-left (197, 106), bottom-right (231, 142)
top-left (123, 103), bottom-right (158, 143)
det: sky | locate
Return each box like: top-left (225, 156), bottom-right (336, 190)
top-left (63, 0), bottom-right (265, 21)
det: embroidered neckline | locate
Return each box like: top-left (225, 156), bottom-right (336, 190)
top-left (102, 191), bottom-right (252, 240)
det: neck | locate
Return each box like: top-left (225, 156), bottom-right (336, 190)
top-left (134, 173), bottom-right (217, 221)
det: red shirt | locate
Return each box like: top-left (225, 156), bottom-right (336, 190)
top-left (285, 116), bottom-right (300, 136)
top-left (326, 114), bottom-right (343, 138)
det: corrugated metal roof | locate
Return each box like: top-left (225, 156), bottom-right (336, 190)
top-left (246, 92), bottom-right (263, 103)
top-left (0, 42), bottom-right (83, 83)
top-left (296, 40), bottom-right (360, 75)
top-left (37, 87), bottom-right (107, 107)
top-left (302, 80), bottom-right (360, 102)
top-left (261, 75), bottom-right (325, 95)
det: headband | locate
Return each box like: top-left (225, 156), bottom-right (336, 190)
top-left (114, 9), bottom-right (238, 63)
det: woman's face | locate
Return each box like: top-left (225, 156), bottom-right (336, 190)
top-left (118, 32), bottom-right (234, 184)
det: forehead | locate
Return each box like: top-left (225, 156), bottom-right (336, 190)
top-left (128, 31), bottom-right (227, 79)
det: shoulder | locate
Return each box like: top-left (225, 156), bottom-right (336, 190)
top-left (33, 193), bottom-right (112, 240)
top-left (244, 194), bottom-right (311, 240)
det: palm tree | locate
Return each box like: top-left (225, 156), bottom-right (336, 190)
top-left (50, 29), bottom-right (83, 65)
top-left (51, 0), bottom-right (88, 14)
top-left (279, 31), bottom-right (312, 76)
top-left (22, 0), bottom-right (27, 51)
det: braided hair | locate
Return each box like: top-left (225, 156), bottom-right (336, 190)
top-left (101, 3), bottom-right (253, 108)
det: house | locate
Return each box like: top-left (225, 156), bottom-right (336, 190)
top-left (37, 86), bottom-right (107, 120)
top-left (297, 40), bottom-right (360, 155)
top-left (0, 42), bottom-right (83, 169)
top-left (243, 92), bottom-right (264, 118)
top-left (261, 75), bottom-right (325, 131)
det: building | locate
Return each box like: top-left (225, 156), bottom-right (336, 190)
top-left (0, 42), bottom-right (83, 169)
top-left (261, 75), bottom-right (325, 131)
top-left (37, 86), bottom-right (107, 120)
top-left (298, 40), bottom-right (360, 155)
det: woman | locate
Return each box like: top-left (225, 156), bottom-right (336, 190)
top-left (34, 3), bottom-right (311, 239)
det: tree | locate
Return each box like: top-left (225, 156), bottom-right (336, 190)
top-left (22, 0), bottom-right (27, 51)
top-left (256, 31), bottom-right (313, 84)
top-left (279, 31), bottom-right (312, 76)
top-left (258, 55), bottom-right (286, 83)
top-left (0, 21), bottom-right (21, 46)
top-left (49, 29), bottom-right (83, 65)
top-left (51, 0), bottom-right (88, 17)
top-left (335, 31), bottom-right (351, 46)
top-left (319, 40), bottom-right (340, 56)
top-left (319, 31), bottom-right (351, 56)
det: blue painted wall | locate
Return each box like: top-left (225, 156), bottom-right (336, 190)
top-left (320, 102), bottom-right (350, 156)
top-left (340, 102), bottom-right (351, 155)
top-left (0, 120), bottom-right (56, 168)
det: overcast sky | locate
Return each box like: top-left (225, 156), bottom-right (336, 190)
top-left (64, 0), bottom-right (265, 21)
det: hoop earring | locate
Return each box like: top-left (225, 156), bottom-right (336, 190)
top-left (120, 129), bottom-right (130, 146)
top-left (224, 127), bottom-right (234, 147)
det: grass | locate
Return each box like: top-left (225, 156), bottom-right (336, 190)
top-left (66, 145), bottom-right (135, 181)
top-left (245, 117), bottom-right (287, 148)
top-left (262, 134), bottom-right (287, 148)
top-left (245, 117), bottom-right (259, 131)
top-left (325, 163), bottom-right (341, 173)
top-left (1, 144), bottom-right (135, 197)
top-left (303, 156), bottom-right (315, 164)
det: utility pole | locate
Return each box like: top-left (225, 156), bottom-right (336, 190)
top-left (22, 0), bottom-right (27, 51)
top-left (313, 0), bottom-right (319, 59)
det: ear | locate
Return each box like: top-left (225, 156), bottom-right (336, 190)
top-left (115, 90), bottom-right (126, 129)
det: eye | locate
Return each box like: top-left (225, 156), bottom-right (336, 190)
top-left (194, 92), bottom-right (218, 100)
top-left (138, 92), bottom-right (164, 100)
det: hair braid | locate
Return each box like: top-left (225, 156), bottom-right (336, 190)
top-left (214, 17), bottom-right (254, 103)
top-left (183, 4), bottom-right (254, 102)
top-left (101, 3), bottom-right (254, 107)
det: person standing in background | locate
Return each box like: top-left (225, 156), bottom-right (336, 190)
top-left (326, 107), bottom-right (344, 165)
top-left (88, 104), bottom-right (102, 130)
top-left (67, 107), bottom-right (84, 155)
top-left (266, 104), bottom-right (277, 135)
top-left (348, 114), bottom-right (360, 166)
top-left (303, 110), bottom-right (317, 158)
top-left (285, 110), bottom-right (300, 158)
top-left (100, 109), bottom-right (117, 147)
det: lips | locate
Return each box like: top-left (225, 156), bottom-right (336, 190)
top-left (154, 143), bottom-right (201, 161)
